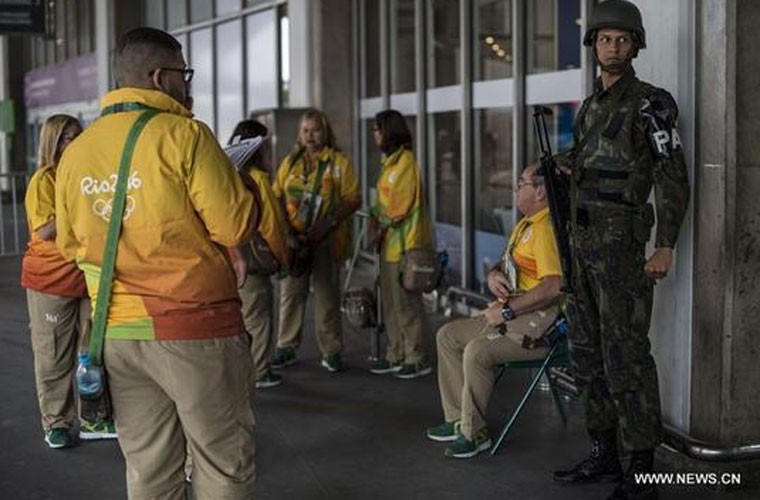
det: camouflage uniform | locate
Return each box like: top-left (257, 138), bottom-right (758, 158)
top-left (565, 67), bottom-right (690, 451)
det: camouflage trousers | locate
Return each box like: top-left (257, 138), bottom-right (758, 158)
top-left (567, 218), bottom-right (663, 451)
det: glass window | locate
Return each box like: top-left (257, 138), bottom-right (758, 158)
top-left (390, 0), bottom-right (416, 93)
top-left (363, 0), bottom-right (381, 97)
top-left (474, 107), bottom-right (512, 289)
top-left (429, 111), bottom-right (462, 284)
top-left (247, 10), bottom-right (279, 112)
top-left (216, 0), bottom-right (240, 16)
top-left (55, 0), bottom-right (66, 62)
top-left (216, 20), bottom-right (244, 143)
top-left (144, 0), bottom-right (165, 29)
top-left (66, 0), bottom-right (78, 57)
top-left (474, 0), bottom-right (512, 81)
top-left (191, 0), bottom-right (213, 23)
top-left (528, 0), bottom-right (581, 73)
top-left (190, 29), bottom-right (215, 132)
top-left (246, 0), bottom-right (272, 6)
top-left (168, 1), bottom-right (188, 30)
top-left (79, 0), bottom-right (95, 54)
top-left (428, 0), bottom-right (461, 87)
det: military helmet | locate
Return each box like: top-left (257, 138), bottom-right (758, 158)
top-left (583, 0), bottom-right (646, 49)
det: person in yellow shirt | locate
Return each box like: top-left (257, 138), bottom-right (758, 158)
top-left (369, 109), bottom-right (435, 379)
top-left (55, 28), bottom-right (258, 499)
top-left (425, 163), bottom-right (563, 459)
top-left (271, 109), bottom-right (361, 372)
top-left (21, 114), bottom-right (118, 449)
top-left (228, 119), bottom-right (291, 389)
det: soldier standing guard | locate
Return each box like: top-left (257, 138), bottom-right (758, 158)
top-left (552, 2), bottom-right (690, 499)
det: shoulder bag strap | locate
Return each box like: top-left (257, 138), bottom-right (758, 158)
top-left (89, 109), bottom-right (159, 365)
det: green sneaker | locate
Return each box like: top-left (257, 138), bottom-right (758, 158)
top-left (271, 347), bottom-right (297, 368)
top-left (255, 370), bottom-right (283, 389)
top-left (80, 420), bottom-right (118, 440)
top-left (425, 420), bottom-right (461, 442)
top-left (444, 427), bottom-right (492, 459)
top-left (44, 428), bottom-right (73, 449)
top-left (394, 361), bottom-right (432, 379)
top-left (320, 353), bottom-right (343, 373)
top-left (369, 359), bottom-right (403, 375)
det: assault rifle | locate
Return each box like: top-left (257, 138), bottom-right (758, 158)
top-left (532, 106), bottom-right (573, 293)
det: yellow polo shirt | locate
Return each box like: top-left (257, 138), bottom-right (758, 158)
top-left (502, 207), bottom-right (562, 292)
top-left (372, 147), bottom-right (434, 263)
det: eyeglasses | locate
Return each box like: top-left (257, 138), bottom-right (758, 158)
top-left (150, 67), bottom-right (195, 83)
top-left (516, 178), bottom-right (541, 189)
top-left (595, 35), bottom-right (633, 48)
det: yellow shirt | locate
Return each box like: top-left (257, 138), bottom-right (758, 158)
top-left (55, 87), bottom-right (257, 341)
top-left (248, 167), bottom-right (289, 268)
top-left (372, 148), bottom-right (434, 263)
top-left (501, 207), bottom-right (562, 292)
top-left (21, 165), bottom-right (87, 298)
top-left (272, 146), bottom-right (360, 260)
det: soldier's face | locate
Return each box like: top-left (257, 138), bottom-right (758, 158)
top-left (595, 28), bottom-right (635, 74)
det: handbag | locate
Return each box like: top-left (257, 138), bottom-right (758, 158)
top-left (396, 212), bottom-right (443, 294)
top-left (399, 247), bottom-right (442, 294)
top-left (246, 233), bottom-right (280, 275)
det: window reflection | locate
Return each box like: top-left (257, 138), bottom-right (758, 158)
top-left (216, 19), bottom-right (243, 143)
top-left (363, 1), bottom-right (381, 97)
top-left (391, 0), bottom-right (416, 93)
top-left (526, 102), bottom-right (578, 164)
top-left (428, 0), bottom-right (461, 87)
top-left (474, 107), bottom-right (512, 291)
top-left (190, 29), bottom-right (215, 132)
top-left (429, 111), bottom-right (461, 285)
top-left (474, 0), bottom-right (512, 80)
top-left (528, 0), bottom-right (581, 73)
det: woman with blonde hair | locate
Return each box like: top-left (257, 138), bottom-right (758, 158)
top-left (271, 109), bottom-right (361, 372)
top-left (21, 114), bottom-right (116, 448)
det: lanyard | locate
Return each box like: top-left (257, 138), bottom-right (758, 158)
top-left (88, 108), bottom-right (159, 365)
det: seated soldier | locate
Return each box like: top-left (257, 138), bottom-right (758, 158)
top-left (426, 163), bottom-right (563, 458)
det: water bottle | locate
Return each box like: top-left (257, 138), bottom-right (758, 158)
top-left (76, 353), bottom-right (103, 401)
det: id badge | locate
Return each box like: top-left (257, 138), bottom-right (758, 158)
top-left (295, 192), bottom-right (314, 227)
top-left (501, 253), bottom-right (517, 294)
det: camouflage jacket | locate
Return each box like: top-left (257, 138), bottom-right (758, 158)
top-left (564, 67), bottom-right (690, 248)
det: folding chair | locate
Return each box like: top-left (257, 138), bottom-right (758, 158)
top-left (490, 314), bottom-right (571, 455)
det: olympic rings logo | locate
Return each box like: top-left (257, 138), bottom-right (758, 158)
top-left (92, 196), bottom-right (136, 222)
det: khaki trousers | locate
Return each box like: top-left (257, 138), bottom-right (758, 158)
top-left (379, 261), bottom-right (426, 364)
top-left (104, 335), bottom-right (255, 500)
top-left (239, 273), bottom-right (275, 379)
top-left (436, 306), bottom-right (557, 438)
top-left (276, 246), bottom-right (342, 357)
top-left (27, 289), bottom-right (90, 431)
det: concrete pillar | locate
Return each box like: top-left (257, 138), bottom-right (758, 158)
top-left (692, 0), bottom-right (760, 445)
top-left (311, 0), bottom-right (354, 159)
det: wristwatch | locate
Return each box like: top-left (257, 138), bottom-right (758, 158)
top-left (501, 303), bottom-right (516, 322)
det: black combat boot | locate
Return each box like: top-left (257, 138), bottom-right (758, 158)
top-left (553, 429), bottom-right (623, 483)
top-left (606, 449), bottom-right (658, 500)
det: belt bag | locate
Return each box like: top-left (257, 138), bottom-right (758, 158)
top-left (246, 233), bottom-right (279, 275)
top-left (399, 248), bottom-right (442, 294)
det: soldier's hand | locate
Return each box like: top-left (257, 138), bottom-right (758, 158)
top-left (644, 247), bottom-right (673, 279)
top-left (487, 269), bottom-right (511, 301)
